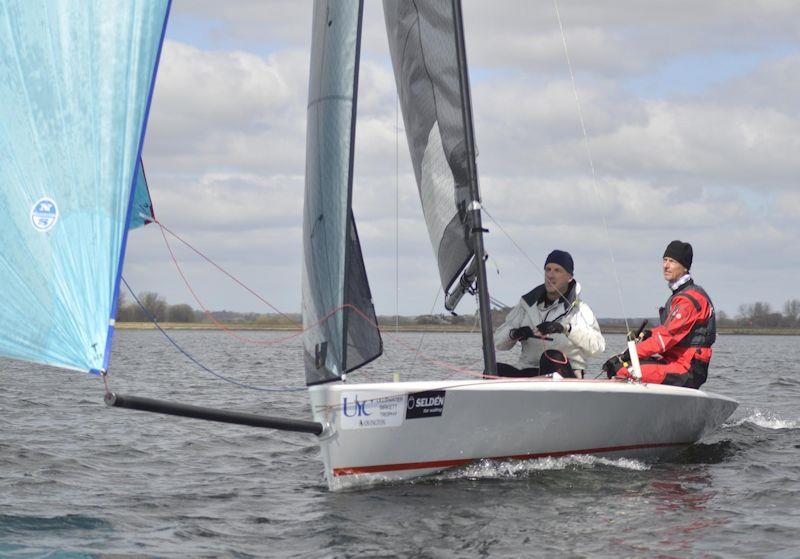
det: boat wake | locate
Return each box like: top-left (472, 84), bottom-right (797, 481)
top-left (724, 409), bottom-right (799, 430)
top-left (437, 454), bottom-right (649, 481)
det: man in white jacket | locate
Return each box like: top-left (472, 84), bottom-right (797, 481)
top-left (494, 250), bottom-right (605, 378)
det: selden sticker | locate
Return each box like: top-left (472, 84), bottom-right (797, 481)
top-left (340, 392), bottom-right (405, 430)
top-left (405, 390), bottom-right (446, 419)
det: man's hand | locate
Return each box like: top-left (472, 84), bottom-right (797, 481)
top-left (602, 355), bottom-right (623, 378)
top-left (602, 349), bottom-right (631, 378)
top-left (509, 326), bottom-right (534, 341)
top-left (628, 328), bottom-right (653, 342)
top-left (536, 321), bottom-right (565, 335)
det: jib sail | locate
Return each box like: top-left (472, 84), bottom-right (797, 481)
top-left (302, 0), bottom-right (382, 386)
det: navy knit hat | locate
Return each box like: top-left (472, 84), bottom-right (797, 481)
top-left (544, 250), bottom-right (574, 274)
top-left (663, 240), bottom-right (693, 270)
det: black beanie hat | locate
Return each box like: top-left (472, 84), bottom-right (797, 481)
top-left (663, 240), bottom-right (693, 270)
top-left (544, 250), bottom-right (574, 274)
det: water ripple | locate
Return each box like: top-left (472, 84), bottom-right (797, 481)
top-left (2, 331), bottom-right (799, 557)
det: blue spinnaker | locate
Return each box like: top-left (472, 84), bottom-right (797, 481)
top-left (0, 2), bottom-right (170, 373)
top-left (131, 159), bottom-right (156, 230)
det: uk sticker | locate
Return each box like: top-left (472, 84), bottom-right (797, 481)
top-left (31, 198), bottom-right (58, 231)
top-left (340, 392), bottom-right (405, 430)
top-left (405, 390), bottom-right (446, 419)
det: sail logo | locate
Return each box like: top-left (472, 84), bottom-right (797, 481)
top-left (31, 198), bottom-right (58, 231)
top-left (406, 390), bottom-right (446, 419)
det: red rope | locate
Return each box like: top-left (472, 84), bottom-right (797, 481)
top-left (157, 222), bottom-right (300, 345)
top-left (156, 219), bottom-right (299, 325)
top-left (155, 218), bottom-right (493, 377)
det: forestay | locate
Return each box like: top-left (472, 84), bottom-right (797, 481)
top-left (302, 0), bottom-right (382, 386)
top-left (0, 1), bottom-right (170, 373)
top-left (383, 0), bottom-right (475, 295)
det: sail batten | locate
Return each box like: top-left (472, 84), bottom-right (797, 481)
top-left (302, 0), bottom-right (382, 386)
top-left (0, 1), bottom-right (170, 373)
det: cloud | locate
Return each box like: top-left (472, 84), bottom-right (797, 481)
top-left (143, 41), bottom-right (308, 174)
top-left (124, 1), bottom-right (800, 319)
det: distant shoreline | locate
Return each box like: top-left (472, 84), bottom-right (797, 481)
top-left (114, 322), bottom-right (800, 335)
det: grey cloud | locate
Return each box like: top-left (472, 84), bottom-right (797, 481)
top-left (127, 1), bottom-right (800, 316)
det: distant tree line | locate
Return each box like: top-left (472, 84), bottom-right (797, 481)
top-left (718, 299), bottom-right (800, 329)
top-left (115, 292), bottom-right (800, 330)
top-left (116, 292), bottom-right (198, 322)
top-left (115, 292), bottom-right (299, 325)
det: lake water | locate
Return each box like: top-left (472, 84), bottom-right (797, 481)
top-left (2, 331), bottom-right (799, 558)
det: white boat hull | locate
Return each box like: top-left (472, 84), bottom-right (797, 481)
top-left (308, 377), bottom-right (738, 491)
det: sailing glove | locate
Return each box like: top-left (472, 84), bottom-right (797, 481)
top-left (510, 326), bottom-right (534, 341)
top-left (628, 328), bottom-right (653, 341)
top-left (602, 349), bottom-right (632, 378)
top-left (602, 356), bottom-right (621, 378)
top-left (536, 321), bottom-right (565, 335)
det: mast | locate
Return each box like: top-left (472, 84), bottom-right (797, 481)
top-left (451, 0), bottom-right (496, 374)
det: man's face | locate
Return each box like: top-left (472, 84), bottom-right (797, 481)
top-left (544, 263), bottom-right (572, 299)
top-left (662, 257), bottom-right (688, 283)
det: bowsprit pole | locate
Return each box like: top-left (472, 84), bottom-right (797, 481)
top-left (105, 392), bottom-right (324, 435)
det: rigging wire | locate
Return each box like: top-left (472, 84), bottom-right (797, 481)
top-left (482, 206), bottom-right (541, 274)
top-left (395, 87), bottom-right (400, 335)
top-left (478, 3), bottom-right (638, 342)
top-left (470, 291), bottom-right (481, 334)
top-left (155, 218), bottom-right (299, 326)
top-left (404, 286), bottom-right (442, 378)
top-left (151, 217), bottom-right (490, 382)
top-left (482, 204), bottom-right (598, 336)
top-left (145, 219), bottom-right (485, 381)
top-left (156, 221), bottom-right (300, 347)
top-left (552, 0), bottom-right (631, 334)
top-left (121, 277), bottom-right (306, 393)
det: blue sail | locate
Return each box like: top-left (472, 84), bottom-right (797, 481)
top-left (130, 159), bottom-right (156, 230)
top-left (0, 2), bottom-right (170, 373)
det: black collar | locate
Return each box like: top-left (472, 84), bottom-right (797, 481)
top-left (523, 280), bottom-right (576, 308)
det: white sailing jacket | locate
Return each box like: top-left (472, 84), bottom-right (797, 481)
top-left (495, 280), bottom-right (605, 371)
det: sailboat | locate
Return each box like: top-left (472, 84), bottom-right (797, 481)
top-left (0, 0), bottom-right (737, 493)
top-left (300, 0), bottom-right (738, 491)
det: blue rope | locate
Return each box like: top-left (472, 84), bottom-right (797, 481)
top-left (121, 277), bottom-right (306, 393)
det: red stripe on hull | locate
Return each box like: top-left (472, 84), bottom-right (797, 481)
top-left (332, 441), bottom-right (690, 477)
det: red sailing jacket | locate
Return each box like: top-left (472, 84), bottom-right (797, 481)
top-left (635, 279), bottom-right (715, 371)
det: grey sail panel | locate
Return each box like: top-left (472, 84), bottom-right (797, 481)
top-left (343, 213), bottom-right (382, 372)
top-left (302, 0), bottom-right (381, 386)
top-left (383, 0), bottom-right (473, 294)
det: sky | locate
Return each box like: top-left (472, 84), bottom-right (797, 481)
top-left (124, 0), bottom-right (800, 320)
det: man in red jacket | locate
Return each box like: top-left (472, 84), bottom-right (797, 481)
top-left (604, 240), bottom-right (716, 388)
